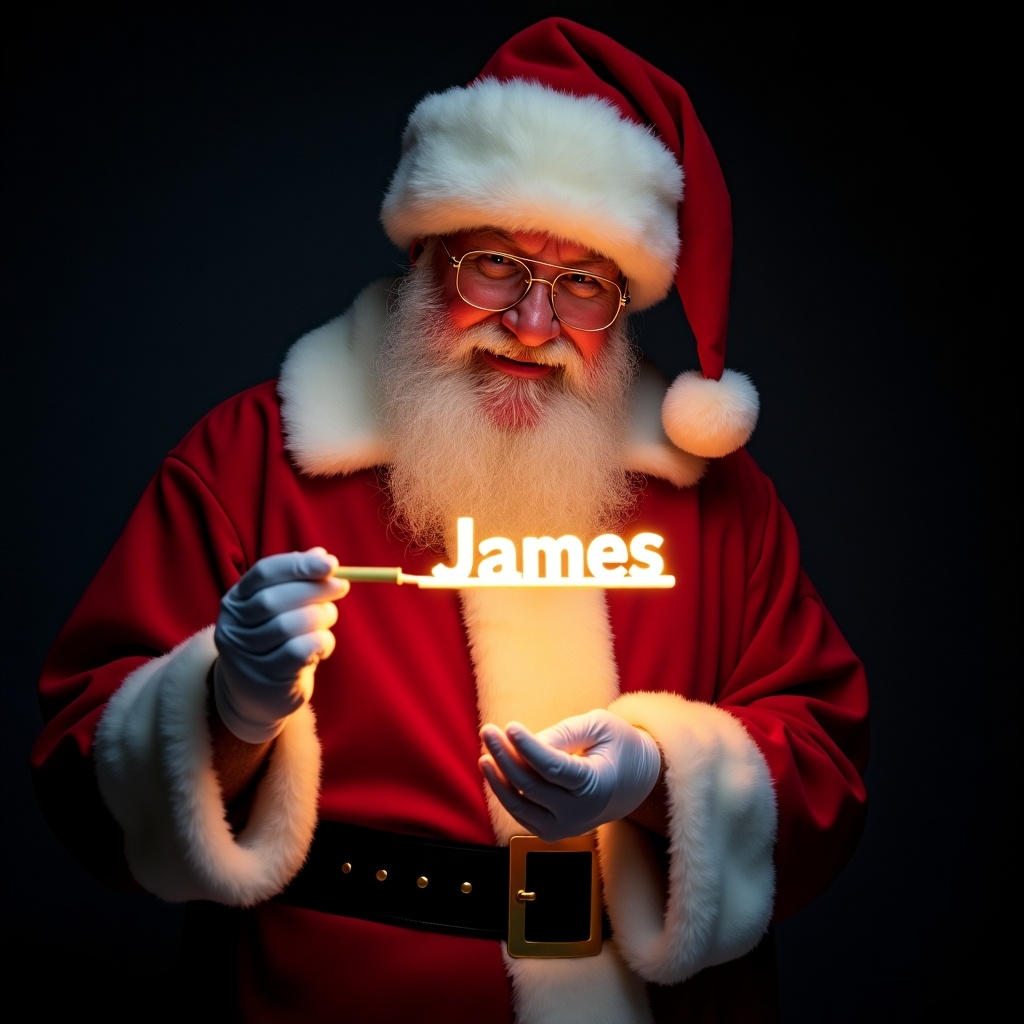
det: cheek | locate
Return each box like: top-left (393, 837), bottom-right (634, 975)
top-left (444, 291), bottom-right (499, 331)
top-left (565, 328), bottom-right (608, 363)
top-left (432, 272), bottom-right (471, 324)
top-left (431, 251), bottom-right (491, 329)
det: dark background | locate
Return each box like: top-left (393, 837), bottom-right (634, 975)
top-left (2, 3), bottom-right (1015, 1021)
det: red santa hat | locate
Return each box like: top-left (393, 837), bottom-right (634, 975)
top-left (380, 17), bottom-right (758, 458)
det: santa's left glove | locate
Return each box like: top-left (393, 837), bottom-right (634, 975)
top-left (213, 548), bottom-right (349, 744)
top-left (479, 709), bottom-right (662, 842)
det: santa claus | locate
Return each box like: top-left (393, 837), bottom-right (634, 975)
top-left (31, 17), bottom-right (868, 1024)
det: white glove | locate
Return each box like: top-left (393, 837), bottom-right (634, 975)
top-left (478, 709), bottom-right (661, 842)
top-left (213, 548), bottom-right (348, 744)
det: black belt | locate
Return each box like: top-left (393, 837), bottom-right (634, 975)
top-left (276, 820), bottom-right (605, 957)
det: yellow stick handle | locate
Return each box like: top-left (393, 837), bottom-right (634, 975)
top-left (332, 566), bottom-right (404, 584)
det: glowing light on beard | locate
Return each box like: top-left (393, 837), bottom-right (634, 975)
top-left (377, 255), bottom-right (641, 556)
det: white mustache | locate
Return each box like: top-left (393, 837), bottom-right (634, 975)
top-left (480, 337), bottom-right (580, 368)
top-left (442, 323), bottom-right (588, 382)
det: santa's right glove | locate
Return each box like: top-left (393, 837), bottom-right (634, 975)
top-left (213, 548), bottom-right (349, 744)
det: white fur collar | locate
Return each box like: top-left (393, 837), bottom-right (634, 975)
top-left (278, 278), bottom-right (706, 488)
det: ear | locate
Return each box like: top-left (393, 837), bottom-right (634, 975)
top-left (409, 239), bottom-right (426, 264)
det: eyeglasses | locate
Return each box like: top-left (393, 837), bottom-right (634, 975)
top-left (439, 239), bottom-right (630, 332)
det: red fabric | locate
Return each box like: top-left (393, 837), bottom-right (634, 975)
top-left (478, 18), bottom-right (732, 381)
top-left (31, 380), bottom-right (868, 1021)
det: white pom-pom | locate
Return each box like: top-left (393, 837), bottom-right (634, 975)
top-left (661, 368), bottom-right (759, 458)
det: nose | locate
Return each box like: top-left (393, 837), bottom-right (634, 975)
top-left (500, 279), bottom-right (561, 347)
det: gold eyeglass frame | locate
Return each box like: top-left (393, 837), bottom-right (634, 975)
top-left (438, 238), bottom-right (630, 332)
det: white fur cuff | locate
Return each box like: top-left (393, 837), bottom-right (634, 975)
top-left (94, 626), bottom-right (322, 906)
top-left (599, 691), bottom-right (777, 983)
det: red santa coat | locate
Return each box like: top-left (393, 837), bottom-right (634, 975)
top-left (31, 280), bottom-right (868, 1023)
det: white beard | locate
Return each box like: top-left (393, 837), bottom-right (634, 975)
top-left (377, 255), bottom-right (640, 556)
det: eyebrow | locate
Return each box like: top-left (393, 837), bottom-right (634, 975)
top-left (477, 230), bottom-right (617, 274)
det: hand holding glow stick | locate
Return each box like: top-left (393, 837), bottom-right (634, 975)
top-left (214, 548), bottom-right (348, 743)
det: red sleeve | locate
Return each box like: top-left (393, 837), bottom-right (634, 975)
top-left (29, 388), bottom-right (273, 887)
top-left (715, 452), bottom-right (869, 921)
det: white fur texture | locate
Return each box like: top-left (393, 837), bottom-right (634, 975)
top-left (381, 78), bottom-right (683, 311)
top-left (504, 942), bottom-right (654, 1024)
top-left (278, 280), bottom-right (392, 477)
top-left (94, 626), bottom-right (322, 906)
top-left (661, 368), bottom-right (760, 458)
top-left (601, 691), bottom-right (778, 983)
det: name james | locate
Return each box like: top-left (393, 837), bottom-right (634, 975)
top-left (432, 517), bottom-right (668, 583)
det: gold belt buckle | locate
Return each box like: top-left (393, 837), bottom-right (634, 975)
top-left (506, 833), bottom-right (602, 958)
